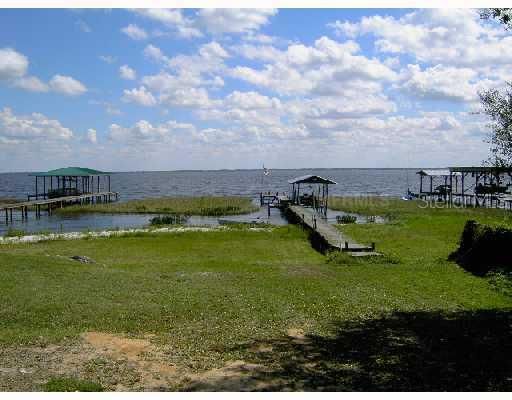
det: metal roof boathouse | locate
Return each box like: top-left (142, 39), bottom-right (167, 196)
top-left (288, 174), bottom-right (337, 217)
top-left (30, 167), bottom-right (113, 201)
top-left (414, 166), bottom-right (512, 209)
top-left (1, 167), bottom-right (118, 225)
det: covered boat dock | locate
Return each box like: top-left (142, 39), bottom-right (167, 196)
top-left (414, 166), bottom-right (512, 209)
top-left (1, 167), bottom-right (118, 224)
top-left (288, 174), bottom-right (337, 218)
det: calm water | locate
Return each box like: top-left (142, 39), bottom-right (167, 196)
top-left (0, 169), bottom-right (417, 234)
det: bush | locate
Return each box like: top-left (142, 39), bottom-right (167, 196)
top-left (450, 220), bottom-right (512, 275)
top-left (336, 215), bottom-right (357, 224)
top-left (5, 228), bottom-right (26, 237)
top-left (43, 377), bottom-right (104, 392)
top-left (326, 251), bottom-right (399, 265)
top-left (150, 214), bottom-right (188, 226)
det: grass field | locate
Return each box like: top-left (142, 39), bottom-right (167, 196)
top-left (55, 196), bottom-right (258, 216)
top-left (0, 198), bottom-right (511, 391)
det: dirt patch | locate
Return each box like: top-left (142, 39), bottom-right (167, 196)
top-left (82, 332), bottom-right (153, 361)
top-left (79, 332), bottom-right (180, 390)
top-left (182, 360), bottom-right (278, 391)
top-left (1, 332), bottom-right (283, 391)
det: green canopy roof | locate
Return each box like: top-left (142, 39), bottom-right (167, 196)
top-left (30, 167), bottom-right (111, 177)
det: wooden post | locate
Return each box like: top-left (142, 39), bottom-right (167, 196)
top-left (420, 174), bottom-right (423, 194)
top-left (35, 176), bottom-right (38, 200)
top-left (449, 172), bottom-right (453, 205)
top-left (325, 184), bottom-right (329, 217)
top-left (430, 176), bottom-right (433, 202)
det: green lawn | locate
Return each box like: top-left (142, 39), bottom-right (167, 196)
top-left (0, 200), bottom-right (511, 391)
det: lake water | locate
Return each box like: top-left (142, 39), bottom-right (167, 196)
top-left (0, 169), bottom-right (417, 235)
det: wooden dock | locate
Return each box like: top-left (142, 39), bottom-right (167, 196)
top-left (287, 205), bottom-right (376, 254)
top-left (0, 191), bottom-right (118, 224)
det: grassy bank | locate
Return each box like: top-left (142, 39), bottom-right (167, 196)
top-left (55, 196), bottom-right (258, 216)
top-left (1, 206), bottom-right (511, 390)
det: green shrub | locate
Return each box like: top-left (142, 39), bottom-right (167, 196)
top-left (43, 377), bottom-right (104, 392)
top-left (451, 220), bottom-right (512, 275)
top-left (336, 215), bottom-right (357, 224)
top-left (5, 228), bottom-right (26, 237)
top-left (150, 214), bottom-right (188, 226)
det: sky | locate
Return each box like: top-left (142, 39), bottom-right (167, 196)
top-left (0, 8), bottom-right (511, 172)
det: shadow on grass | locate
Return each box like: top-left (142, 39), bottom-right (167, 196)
top-left (189, 310), bottom-right (512, 391)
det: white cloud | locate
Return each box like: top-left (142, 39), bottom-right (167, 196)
top-left (12, 76), bottom-right (49, 92)
top-left (99, 55), bottom-right (116, 64)
top-left (196, 9), bottom-right (277, 35)
top-left (131, 8), bottom-right (276, 38)
top-left (89, 100), bottom-right (122, 116)
top-left (399, 64), bottom-right (491, 103)
top-left (108, 119), bottom-right (195, 144)
top-left (132, 9), bottom-right (202, 38)
top-left (199, 41), bottom-right (229, 59)
top-left (329, 9), bottom-right (512, 68)
top-left (76, 20), bottom-right (91, 33)
top-left (139, 42), bottom-right (230, 109)
top-left (144, 44), bottom-right (169, 64)
top-left (122, 86), bottom-right (157, 107)
top-left (121, 24), bottom-right (148, 40)
top-left (0, 48), bottom-right (87, 97)
top-left (0, 107), bottom-right (73, 143)
top-left (119, 64), bottom-right (136, 80)
top-left (0, 48), bottom-right (28, 80)
top-left (231, 36), bottom-right (396, 96)
top-left (49, 74), bottom-right (87, 96)
top-left (86, 128), bottom-right (97, 144)
top-left (224, 90), bottom-right (281, 110)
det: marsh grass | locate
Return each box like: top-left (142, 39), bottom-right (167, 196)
top-left (55, 196), bottom-right (258, 216)
top-left (0, 197), bottom-right (20, 205)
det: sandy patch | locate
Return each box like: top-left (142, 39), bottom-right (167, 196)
top-left (1, 331), bottom-right (288, 391)
top-left (79, 332), bottom-right (179, 390)
top-left (183, 360), bottom-right (278, 391)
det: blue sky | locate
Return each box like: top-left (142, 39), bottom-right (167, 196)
top-left (0, 8), bottom-right (510, 172)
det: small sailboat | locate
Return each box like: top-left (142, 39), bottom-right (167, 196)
top-left (401, 167), bottom-right (413, 200)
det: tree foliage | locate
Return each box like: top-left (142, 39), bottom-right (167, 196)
top-left (480, 8), bottom-right (512, 29)
top-left (479, 83), bottom-right (512, 167)
top-left (479, 9), bottom-right (512, 166)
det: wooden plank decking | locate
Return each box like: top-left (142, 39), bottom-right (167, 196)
top-left (1, 191), bottom-right (118, 223)
top-left (288, 205), bottom-right (375, 253)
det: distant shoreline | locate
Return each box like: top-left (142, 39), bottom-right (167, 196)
top-left (1, 167), bottom-right (436, 174)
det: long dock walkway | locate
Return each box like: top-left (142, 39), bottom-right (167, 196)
top-left (287, 205), bottom-right (375, 253)
top-left (1, 191), bottom-right (118, 223)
